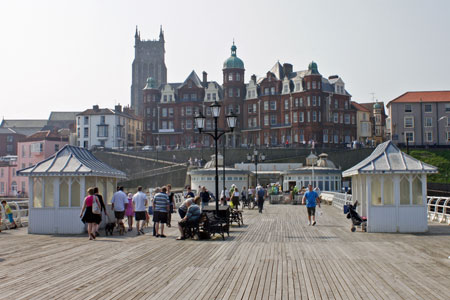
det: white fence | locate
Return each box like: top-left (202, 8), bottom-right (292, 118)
top-left (0, 200), bottom-right (29, 230)
top-left (322, 192), bottom-right (450, 225)
top-left (320, 192), bottom-right (352, 210)
top-left (427, 197), bottom-right (450, 225)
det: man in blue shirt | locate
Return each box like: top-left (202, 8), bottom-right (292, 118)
top-left (302, 184), bottom-right (320, 226)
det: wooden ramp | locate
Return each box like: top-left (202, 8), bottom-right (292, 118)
top-left (0, 204), bottom-right (449, 300)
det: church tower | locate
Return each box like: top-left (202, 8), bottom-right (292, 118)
top-left (130, 26), bottom-right (167, 116)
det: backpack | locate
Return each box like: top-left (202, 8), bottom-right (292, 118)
top-left (257, 188), bottom-right (265, 198)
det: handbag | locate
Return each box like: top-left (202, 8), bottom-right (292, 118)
top-left (92, 196), bottom-right (101, 214)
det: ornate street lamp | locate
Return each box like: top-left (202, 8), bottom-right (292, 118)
top-left (247, 149), bottom-right (265, 187)
top-left (194, 101), bottom-right (236, 214)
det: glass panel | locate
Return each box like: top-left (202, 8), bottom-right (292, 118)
top-left (371, 177), bottom-right (382, 205)
top-left (85, 176), bottom-right (96, 191)
top-left (325, 181), bottom-right (329, 191)
top-left (71, 179), bottom-right (81, 207)
top-left (97, 178), bottom-right (106, 199)
top-left (383, 177), bottom-right (394, 205)
top-left (106, 178), bottom-right (115, 204)
top-left (400, 177), bottom-right (410, 205)
top-left (412, 177), bottom-right (422, 205)
top-left (44, 178), bottom-right (54, 207)
top-left (318, 181), bottom-right (323, 190)
top-left (33, 178), bottom-right (43, 208)
top-left (59, 178), bottom-right (69, 207)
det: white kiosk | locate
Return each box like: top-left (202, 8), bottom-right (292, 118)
top-left (342, 141), bottom-right (437, 233)
top-left (18, 145), bottom-right (126, 234)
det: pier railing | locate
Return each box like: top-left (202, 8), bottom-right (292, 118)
top-left (321, 192), bottom-right (450, 225)
top-left (427, 197), bottom-right (450, 225)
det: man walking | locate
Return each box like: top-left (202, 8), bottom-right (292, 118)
top-left (256, 185), bottom-right (265, 213)
top-left (302, 184), bottom-right (320, 226)
top-left (199, 186), bottom-right (211, 209)
top-left (111, 186), bottom-right (128, 227)
top-left (133, 186), bottom-right (148, 235)
top-left (152, 186), bottom-right (170, 238)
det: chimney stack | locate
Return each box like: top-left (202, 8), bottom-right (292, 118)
top-left (93, 105), bottom-right (99, 111)
top-left (251, 74), bottom-right (257, 83)
top-left (202, 71), bottom-right (208, 85)
top-left (115, 104), bottom-right (122, 112)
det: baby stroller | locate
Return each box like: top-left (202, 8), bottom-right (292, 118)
top-left (344, 201), bottom-right (367, 232)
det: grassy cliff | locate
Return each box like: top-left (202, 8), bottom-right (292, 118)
top-left (408, 149), bottom-right (450, 183)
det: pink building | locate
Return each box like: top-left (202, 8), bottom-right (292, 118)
top-left (16, 131), bottom-right (68, 197)
top-left (0, 160), bottom-right (18, 197)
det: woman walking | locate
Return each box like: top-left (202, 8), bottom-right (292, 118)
top-left (167, 184), bottom-right (176, 227)
top-left (80, 188), bottom-right (101, 240)
top-left (232, 187), bottom-right (240, 209)
top-left (93, 187), bottom-right (107, 236)
top-left (125, 192), bottom-right (134, 231)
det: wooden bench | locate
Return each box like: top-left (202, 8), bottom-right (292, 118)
top-left (201, 212), bottom-right (229, 240)
top-left (229, 209), bottom-right (243, 227)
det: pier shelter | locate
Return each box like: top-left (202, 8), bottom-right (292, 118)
top-left (343, 141), bottom-right (437, 232)
top-left (18, 145), bottom-right (126, 234)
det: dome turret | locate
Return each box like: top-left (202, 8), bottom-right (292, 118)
top-left (143, 77), bottom-right (157, 90)
top-left (373, 102), bottom-right (382, 109)
top-left (223, 42), bottom-right (244, 69)
top-left (308, 61), bottom-right (319, 74)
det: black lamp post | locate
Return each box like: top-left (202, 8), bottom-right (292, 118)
top-left (194, 101), bottom-right (237, 214)
top-left (247, 149), bottom-right (265, 187)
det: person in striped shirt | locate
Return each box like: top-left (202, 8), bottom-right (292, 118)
top-left (152, 186), bottom-right (170, 238)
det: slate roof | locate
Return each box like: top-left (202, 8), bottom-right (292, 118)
top-left (48, 112), bottom-right (80, 121)
top-left (342, 141), bottom-right (438, 177)
top-left (181, 70), bottom-right (203, 89)
top-left (77, 108), bottom-right (116, 116)
top-left (387, 91), bottom-right (450, 106)
top-left (17, 145), bottom-right (126, 178)
top-left (0, 119), bottom-right (48, 128)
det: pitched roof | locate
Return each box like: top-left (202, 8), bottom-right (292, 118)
top-left (351, 101), bottom-right (371, 112)
top-left (77, 108), bottom-right (115, 116)
top-left (181, 70), bottom-right (203, 89)
top-left (48, 112), bottom-right (80, 121)
top-left (342, 141), bottom-right (437, 177)
top-left (269, 62), bottom-right (285, 80)
top-left (17, 145), bottom-right (126, 178)
top-left (23, 130), bottom-right (68, 142)
top-left (0, 127), bottom-right (22, 135)
top-left (387, 91), bottom-right (450, 106)
top-left (0, 119), bottom-right (48, 128)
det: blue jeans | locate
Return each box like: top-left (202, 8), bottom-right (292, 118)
top-left (201, 202), bottom-right (209, 209)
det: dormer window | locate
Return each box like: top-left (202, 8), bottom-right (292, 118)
top-left (212, 93), bottom-right (217, 100)
top-left (228, 73), bottom-right (233, 81)
top-left (283, 85), bottom-right (289, 93)
top-left (312, 81), bottom-right (316, 89)
top-left (296, 83), bottom-right (300, 91)
top-left (344, 101), bottom-right (348, 109)
top-left (307, 82), bottom-right (311, 90)
top-left (236, 73), bottom-right (241, 81)
top-left (270, 87), bottom-right (275, 95)
top-left (188, 81), bottom-right (192, 88)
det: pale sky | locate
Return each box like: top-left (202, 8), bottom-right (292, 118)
top-left (1, 0), bottom-right (449, 119)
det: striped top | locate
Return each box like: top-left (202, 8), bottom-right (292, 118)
top-left (153, 192), bottom-right (169, 212)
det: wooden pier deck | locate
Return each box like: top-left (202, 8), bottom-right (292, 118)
top-left (1, 204), bottom-right (449, 300)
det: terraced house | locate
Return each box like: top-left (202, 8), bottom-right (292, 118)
top-left (138, 35), bottom-right (356, 147)
top-left (386, 91), bottom-right (450, 146)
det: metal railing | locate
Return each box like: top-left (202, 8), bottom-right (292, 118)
top-left (427, 196), bottom-right (450, 225)
top-left (321, 193), bottom-right (450, 225)
top-left (0, 200), bottom-right (29, 230)
top-left (321, 192), bottom-right (352, 210)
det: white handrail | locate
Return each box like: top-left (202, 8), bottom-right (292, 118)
top-left (321, 192), bottom-right (352, 210)
top-left (427, 196), bottom-right (450, 225)
top-left (0, 200), bottom-right (29, 230)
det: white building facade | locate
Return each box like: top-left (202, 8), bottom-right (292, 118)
top-left (76, 105), bottom-right (142, 149)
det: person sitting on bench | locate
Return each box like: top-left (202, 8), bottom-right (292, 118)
top-left (176, 199), bottom-right (201, 240)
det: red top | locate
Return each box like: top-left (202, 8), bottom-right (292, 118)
top-left (85, 195), bottom-right (94, 207)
